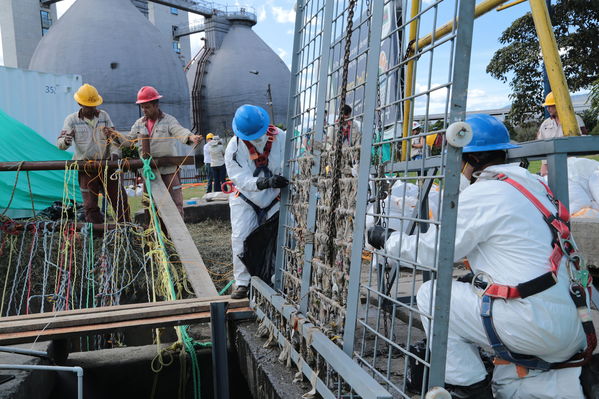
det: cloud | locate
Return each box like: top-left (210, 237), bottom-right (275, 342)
top-left (287, 29), bottom-right (294, 35)
top-left (271, 6), bottom-right (295, 23)
top-left (411, 83), bottom-right (508, 115)
top-left (257, 5), bottom-right (267, 22)
top-left (276, 47), bottom-right (288, 60)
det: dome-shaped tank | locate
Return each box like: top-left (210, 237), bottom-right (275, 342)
top-left (191, 17), bottom-right (290, 135)
top-left (29, 0), bottom-right (190, 131)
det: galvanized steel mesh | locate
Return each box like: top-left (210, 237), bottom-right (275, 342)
top-left (257, 0), bottom-right (475, 397)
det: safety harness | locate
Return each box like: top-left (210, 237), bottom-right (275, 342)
top-left (476, 173), bottom-right (596, 371)
top-left (236, 125), bottom-right (280, 225)
top-left (242, 125), bottom-right (278, 178)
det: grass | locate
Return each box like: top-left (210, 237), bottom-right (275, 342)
top-left (527, 154), bottom-right (599, 175)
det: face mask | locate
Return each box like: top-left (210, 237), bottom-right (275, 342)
top-left (250, 134), bottom-right (268, 152)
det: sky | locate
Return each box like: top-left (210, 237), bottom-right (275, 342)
top-left (0, 0), bottom-right (537, 112)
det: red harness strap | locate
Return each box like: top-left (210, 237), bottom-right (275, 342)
top-left (242, 125), bottom-right (278, 169)
top-left (481, 173), bottom-right (580, 299)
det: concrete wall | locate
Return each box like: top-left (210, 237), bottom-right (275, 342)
top-left (0, 0), bottom-right (57, 69)
top-left (148, 2), bottom-right (192, 67)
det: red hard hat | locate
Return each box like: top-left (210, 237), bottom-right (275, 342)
top-left (136, 86), bottom-right (163, 104)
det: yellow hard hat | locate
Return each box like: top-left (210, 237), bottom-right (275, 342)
top-left (74, 84), bottom-right (103, 107)
top-left (542, 92), bottom-right (555, 107)
top-left (426, 133), bottom-right (438, 147)
top-left (206, 133), bottom-right (215, 140)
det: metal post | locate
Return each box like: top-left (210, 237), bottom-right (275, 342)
top-left (298, 0), bottom-right (336, 314)
top-left (529, 0), bottom-right (579, 136)
top-left (267, 84), bottom-right (275, 126)
top-left (342, 0), bottom-right (385, 357)
top-left (402, 0), bottom-right (422, 161)
top-left (546, 152), bottom-right (569, 210)
top-left (542, 0), bottom-right (553, 119)
top-left (274, 0), bottom-right (306, 291)
top-left (428, 0), bottom-right (476, 389)
top-left (210, 301), bottom-right (229, 399)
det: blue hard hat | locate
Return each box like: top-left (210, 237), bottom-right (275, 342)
top-left (232, 104), bottom-right (271, 141)
top-left (463, 114), bottom-right (520, 153)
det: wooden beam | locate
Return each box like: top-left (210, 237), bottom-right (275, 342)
top-left (146, 171), bottom-right (219, 297)
top-left (0, 298), bottom-right (247, 334)
top-left (0, 306), bottom-right (251, 345)
top-left (0, 298), bottom-right (248, 340)
top-left (0, 295), bottom-right (233, 322)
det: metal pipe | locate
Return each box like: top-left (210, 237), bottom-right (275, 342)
top-left (528, 0), bottom-right (579, 136)
top-left (496, 0), bottom-right (527, 11)
top-left (0, 364), bottom-right (83, 399)
top-left (402, 0), bottom-right (422, 161)
top-left (0, 346), bottom-right (48, 358)
top-left (414, 0), bottom-right (511, 51)
top-left (0, 156), bottom-right (193, 172)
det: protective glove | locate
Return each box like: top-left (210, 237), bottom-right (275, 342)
top-left (256, 175), bottom-right (289, 190)
top-left (63, 135), bottom-right (73, 146)
top-left (367, 225), bottom-right (395, 250)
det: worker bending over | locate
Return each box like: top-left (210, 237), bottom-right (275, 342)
top-left (57, 83), bottom-right (130, 223)
top-left (225, 104), bottom-right (288, 299)
top-left (126, 86), bottom-right (202, 216)
top-left (369, 114), bottom-right (594, 398)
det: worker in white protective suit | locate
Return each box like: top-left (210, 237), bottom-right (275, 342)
top-left (225, 104), bottom-right (288, 299)
top-left (367, 114), bottom-right (595, 398)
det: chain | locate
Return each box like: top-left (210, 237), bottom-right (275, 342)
top-left (326, 0), bottom-right (358, 265)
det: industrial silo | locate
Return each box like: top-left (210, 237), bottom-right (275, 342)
top-left (29, 0), bottom-right (190, 132)
top-left (187, 13), bottom-right (291, 135)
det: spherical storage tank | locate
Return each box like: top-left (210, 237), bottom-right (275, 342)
top-left (29, 0), bottom-right (190, 131)
top-left (189, 16), bottom-right (291, 135)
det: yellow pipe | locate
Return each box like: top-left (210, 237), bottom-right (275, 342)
top-left (496, 0), bottom-right (527, 12)
top-left (402, 0), bottom-right (421, 161)
top-left (529, 0), bottom-right (579, 136)
top-left (415, 0), bottom-right (510, 51)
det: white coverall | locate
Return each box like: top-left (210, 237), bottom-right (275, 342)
top-left (385, 163), bottom-right (586, 398)
top-left (224, 129), bottom-right (286, 287)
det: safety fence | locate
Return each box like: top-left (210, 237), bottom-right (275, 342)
top-left (250, 0), bottom-right (476, 397)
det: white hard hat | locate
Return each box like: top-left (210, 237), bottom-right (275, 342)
top-left (412, 121), bottom-right (421, 130)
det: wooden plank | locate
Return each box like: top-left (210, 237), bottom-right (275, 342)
top-left (0, 307), bottom-right (252, 345)
top-left (147, 171), bottom-right (218, 297)
top-left (0, 295), bottom-right (231, 322)
top-left (0, 298), bottom-right (248, 334)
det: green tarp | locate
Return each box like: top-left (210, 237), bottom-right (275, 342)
top-left (0, 108), bottom-right (80, 219)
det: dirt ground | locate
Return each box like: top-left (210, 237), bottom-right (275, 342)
top-left (187, 219), bottom-right (234, 294)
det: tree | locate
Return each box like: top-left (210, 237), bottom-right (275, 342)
top-left (486, 0), bottom-right (599, 127)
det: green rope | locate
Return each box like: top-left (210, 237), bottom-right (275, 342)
top-left (218, 280), bottom-right (235, 296)
top-left (141, 157), bottom-right (203, 399)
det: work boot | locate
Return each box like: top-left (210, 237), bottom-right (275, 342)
top-left (231, 285), bottom-right (248, 299)
top-left (581, 354), bottom-right (599, 399)
top-left (446, 376), bottom-right (493, 399)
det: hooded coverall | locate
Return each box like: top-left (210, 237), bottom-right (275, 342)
top-left (224, 129), bottom-right (286, 288)
top-left (385, 163), bottom-right (587, 398)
